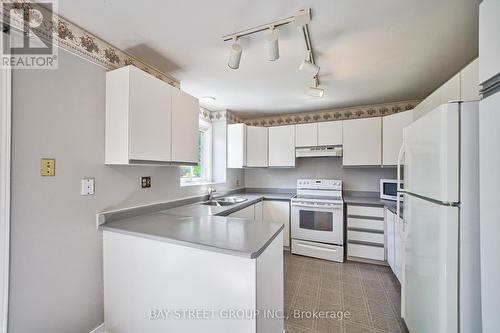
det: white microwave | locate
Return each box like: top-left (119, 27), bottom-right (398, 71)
top-left (380, 179), bottom-right (402, 201)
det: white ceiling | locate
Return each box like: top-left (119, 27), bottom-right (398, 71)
top-left (55, 0), bottom-right (479, 118)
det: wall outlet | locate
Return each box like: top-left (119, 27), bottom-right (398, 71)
top-left (236, 179), bottom-right (240, 187)
top-left (81, 178), bottom-right (95, 195)
top-left (141, 176), bottom-right (151, 188)
top-left (40, 158), bottom-right (55, 176)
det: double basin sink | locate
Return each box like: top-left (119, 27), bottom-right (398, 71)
top-left (202, 196), bottom-right (248, 207)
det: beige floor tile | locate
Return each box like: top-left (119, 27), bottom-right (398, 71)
top-left (343, 321), bottom-right (371, 333)
top-left (315, 318), bottom-right (343, 333)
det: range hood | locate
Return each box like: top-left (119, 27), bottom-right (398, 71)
top-left (295, 146), bottom-right (343, 158)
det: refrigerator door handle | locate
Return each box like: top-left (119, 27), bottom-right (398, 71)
top-left (397, 138), bottom-right (405, 224)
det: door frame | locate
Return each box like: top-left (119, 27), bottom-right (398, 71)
top-left (0, 60), bottom-right (12, 332)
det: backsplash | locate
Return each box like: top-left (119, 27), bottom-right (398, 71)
top-left (244, 157), bottom-right (397, 192)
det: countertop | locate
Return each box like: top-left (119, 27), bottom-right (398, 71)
top-left (100, 191), bottom-right (295, 259)
top-left (343, 192), bottom-right (403, 216)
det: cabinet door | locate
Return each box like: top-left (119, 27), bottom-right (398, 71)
top-left (171, 88), bottom-right (199, 164)
top-left (295, 123), bottom-right (317, 147)
top-left (479, 0), bottom-right (500, 85)
top-left (254, 201), bottom-right (263, 221)
top-left (268, 125), bottom-right (296, 167)
top-left (343, 117), bottom-right (381, 166)
top-left (318, 121), bottom-right (343, 146)
top-left (263, 201), bottom-right (290, 248)
top-left (460, 59), bottom-right (480, 102)
top-left (382, 111), bottom-right (413, 166)
top-left (129, 66), bottom-right (172, 162)
top-left (227, 124), bottom-right (246, 168)
top-left (246, 126), bottom-right (268, 167)
top-left (385, 209), bottom-right (395, 271)
top-left (229, 204), bottom-right (255, 220)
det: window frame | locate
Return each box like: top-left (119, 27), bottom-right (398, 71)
top-left (180, 118), bottom-right (213, 186)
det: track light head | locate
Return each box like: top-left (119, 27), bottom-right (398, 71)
top-left (228, 38), bottom-right (242, 70)
top-left (308, 78), bottom-right (324, 97)
top-left (299, 59), bottom-right (320, 76)
top-left (266, 27), bottom-right (279, 61)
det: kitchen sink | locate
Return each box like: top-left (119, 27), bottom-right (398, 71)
top-left (202, 196), bottom-right (248, 206)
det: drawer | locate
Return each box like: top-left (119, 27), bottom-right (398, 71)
top-left (291, 239), bottom-right (344, 263)
top-left (348, 243), bottom-right (385, 261)
top-left (347, 205), bottom-right (384, 218)
top-left (348, 217), bottom-right (385, 231)
top-left (348, 230), bottom-right (384, 245)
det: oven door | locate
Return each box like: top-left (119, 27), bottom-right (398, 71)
top-left (291, 202), bottom-right (344, 245)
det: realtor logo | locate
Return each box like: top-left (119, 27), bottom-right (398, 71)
top-left (1, 0), bottom-right (58, 69)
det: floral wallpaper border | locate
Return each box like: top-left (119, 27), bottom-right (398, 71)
top-left (1, 0), bottom-right (179, 87)
top-left (240, 100), bottom-right (421, 127)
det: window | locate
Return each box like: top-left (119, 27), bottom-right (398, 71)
top-left (180, 118), bottom-right (212, 185)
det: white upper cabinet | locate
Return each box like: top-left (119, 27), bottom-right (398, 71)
top-left (439, 73), bottom-right (461, 104)
top-left (227, 124), bottom-right (268, 168)
top-left (246, 126), bottom-right (268, 167)
top-left (295, 123), bottom-right (318, 147)
top-left (268, 125), bottom-right (296, 167)
top-left (479, 0), bottom-right (500, 85)
top-left (460, 59), bottom-right (480, 102)
top-left (106, 65), bottom-right (172, 164)
top-left (105, 65), bottom-right (198, 165)
top-left (382, 111), bottom-right (413, 166)
top-left (343, 117), bottom-right (381, 166)
top-left (318, 121), bottom-right (343, 146)
top-left (227, 124), bottom-right (247, 168)
top-left (171, 88), bottom-right (199, 164)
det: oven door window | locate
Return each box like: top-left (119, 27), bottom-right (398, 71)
top-left (299, 210), bottom-right (333, 231)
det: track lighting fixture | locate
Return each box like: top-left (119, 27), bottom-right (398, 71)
top-left (266, 27), bottom-right (279, 61)
top-left (308, 78), bottom-right (324, 97)
top-left (299, 51), bottom-right (320, 76)
top-left (227, 38), bottom-right (242, 70)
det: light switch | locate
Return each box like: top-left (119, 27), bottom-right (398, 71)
top-left (81, 178), bottom-right (95, 195)
top-left (40, 158), bottom-right (55, 176)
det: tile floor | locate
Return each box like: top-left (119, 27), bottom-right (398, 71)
top-left (284, 252), bottom-right (409, 333)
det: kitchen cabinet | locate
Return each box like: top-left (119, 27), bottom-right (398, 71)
top-left (246, 126), bottom-right (268, 167)
top-left (227, 124), bottom-right (246, 168)
top-left (171, 88), bottom-right (199, 164)
top-left (385, 208), bottom-right (395, 271)
top-left (228, 204), bottom-right (255, 220)
top-left (343, 117), bottom-right (382, 166)
top-left (262, 200), bottom-right (290, 248)
top-left (479, 0), bottom-right (500, 85)
top-left (347, 204), bottom-right (386, 264)
top-left (382, 111), bottom-right (413, 166)
top-left (268, 125), bottom-right (296, 167)
top-left (105, 65), bottom-right (198, 165)
top-left (227, 124), bottom-right (268, 168)
top-left (318, 121), bottom-right (343, 146)
top-left (460, 59), bottom-right (480, 102)
top-left (295, 123), bottom-right (318, 147)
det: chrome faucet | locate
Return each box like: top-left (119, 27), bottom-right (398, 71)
top-left (208, 187), bottom-right (216, 201)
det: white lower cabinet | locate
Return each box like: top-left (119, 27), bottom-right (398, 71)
top-left (346, 204), bottom-right (386, 264)
top-left (228, 204), bottom-right (255, 220)
top-left (385, 207), bottom-right (403, 282)
top-left (262, 200), bottom-right (290, 248)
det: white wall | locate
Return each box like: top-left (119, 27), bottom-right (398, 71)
top-left (245, 158), bottom-right (396, 192)
top-left (8, 48), bottom-right (243, 333)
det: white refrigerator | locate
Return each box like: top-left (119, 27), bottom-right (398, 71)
top-left (478, 1), bottom-right (500, 332)
top-left (399, 102), bottom-right (482, 333)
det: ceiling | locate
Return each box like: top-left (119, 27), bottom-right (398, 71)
top-left (55, 0), bottom-right (480, 118)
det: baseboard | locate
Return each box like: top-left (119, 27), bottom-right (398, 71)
top-left (89, 323), bottom-right (105, 333)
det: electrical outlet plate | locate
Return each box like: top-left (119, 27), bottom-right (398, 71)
top-left (141, 176), bottom-right (151, 188)
top-left (81, 178), bottom-right (95, 195)
top-left (40, 158), bottom-right (55, 176)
